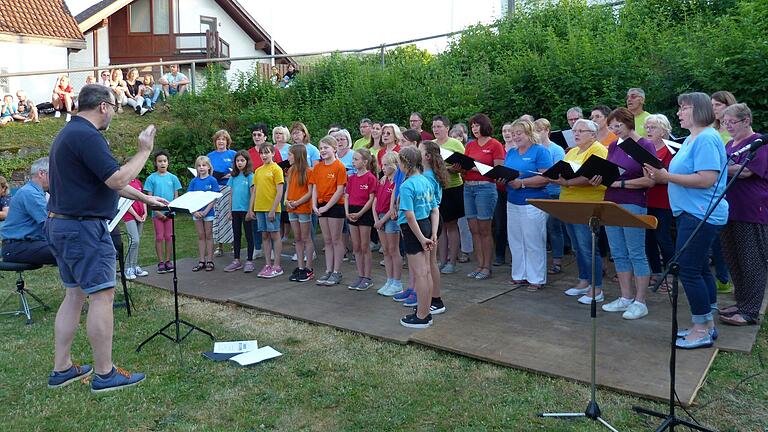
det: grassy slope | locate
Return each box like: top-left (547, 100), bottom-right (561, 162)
top-left (0, 113), bottom-right (766, 431)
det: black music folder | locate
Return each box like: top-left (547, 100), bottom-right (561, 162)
top-left (443, 150), bottom-right (477, 171)
top-left (476, 162), bottom-right (519, 182)
top-left (618, 138), bottom-right (663, 169)
top-left (277, 159), bottom-right (291, 170)
top-left (576, 155), bottom-right (622, 187)
top-left (542, 160), bottom-right (581, 180)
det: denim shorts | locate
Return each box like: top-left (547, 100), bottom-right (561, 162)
top-left (377, 212), bottom-right (400, 233)
top-left (45, 218), bottom-right (116, 294)
top-left (192, 215), bottom-right (215, 222)
top-left (463, 182), bottom-right (497, 220)
top-left (288, 212), bottom-right (312, 223)
top-left (255, 211), bottom-right (281, 232)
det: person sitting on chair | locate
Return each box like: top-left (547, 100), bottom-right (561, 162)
top-left (1, 157), bottom-right (57, 265)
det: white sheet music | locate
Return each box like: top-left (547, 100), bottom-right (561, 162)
top-left (167, 191), bottom-right (222, 213)
top-left (213, 340), bottom-right (258, 354)
top-left (475, 161), bottom-right (494, 176)
top-left (229, 346), bottom-right (283, 366)
top-left (107, 197), bottom-right (134, 232)
top-left (563, 129), bottom-right (576, 148)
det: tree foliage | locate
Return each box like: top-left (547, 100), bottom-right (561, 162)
top-left (157, 0), bottom-right (768, 165)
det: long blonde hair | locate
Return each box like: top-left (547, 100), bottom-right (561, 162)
top-left (194, 156), bottom-right (213, 176)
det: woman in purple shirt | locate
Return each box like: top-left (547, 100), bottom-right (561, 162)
top-left (719, 103), bottom-right (768, 326)
top-left (598, 108), bottom-right (656, 320)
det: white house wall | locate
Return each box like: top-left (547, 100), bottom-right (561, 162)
top-left (176, 0), bottom-right (269, 82)
top-left (0, 42), bottom-right (69, 105)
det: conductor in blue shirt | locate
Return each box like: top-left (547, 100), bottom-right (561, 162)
top-left (1, 157), bottom-right (56, 265)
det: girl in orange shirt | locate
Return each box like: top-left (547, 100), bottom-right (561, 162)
top-left (310, 135), bottom-right (348, 285)
top-left (286, 145), bottom-right (315, 282)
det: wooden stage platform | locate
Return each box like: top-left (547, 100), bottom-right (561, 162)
top-left (135, 250), bottom-right (765, 407)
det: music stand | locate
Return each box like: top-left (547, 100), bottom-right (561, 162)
top-left (528, 199), bottom-right (657, 431)
top-left (137, 208), bottom-right (215, 352)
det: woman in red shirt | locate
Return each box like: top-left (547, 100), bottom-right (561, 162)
top-left (460, 113), bottom-right (506, 280)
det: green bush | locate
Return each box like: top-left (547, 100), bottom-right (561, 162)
top-left (156, 0), bottom-right (768, 161)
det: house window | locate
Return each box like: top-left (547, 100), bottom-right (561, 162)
top-left (200, 16), bottom-right (217, 34)
top-left (173, 0), bottom-right (180, 33)
top-left (0, 67), bottom-right (8, 95)
top-left (129, 0), bottom-right (151, 33)
top-left (153, 0), bottom-right (170, 34)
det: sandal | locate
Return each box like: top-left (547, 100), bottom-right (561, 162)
top-left (719, 313), bottom-right (757, 326)
top-left (526, 284), bottom-right (543, 292)
top-left (205, 261), bottom-right (215, 272)
top-left (649, 278), bottom-right (671, 293)
top-left (547, 264), bottom-right (562, 275)
top-left (718, 305), bottom-right (738, 316)
top-left (474, 268), bottom-right (491, 280)
top-left (192, 261), bottom-right (205, 272)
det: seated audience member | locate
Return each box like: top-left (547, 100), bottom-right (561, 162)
top-left (280, 64), bottom-right (298, 88)
top-left (0, 157), bottom-right (57, 265)
top-left (85, 75), bottom-right (97, 85)
top-left (99, 70), bottom-right (112, 87)
top-left (159, 64), bottom-right (189, 97)
top-left (270, 66), bottom-right (281, 86)
top-left (12, 90), bottom-right (40, 123)
top-left (0, 176), bottom-right (9, 223)
top-left (0, 94), bottom-right (15, 125)
top-left (124, 68), bottom-right (148, 116)
top-left (110, 69), bottom-right (129, 113)
top-left (141, 74), bottom-right (161, 110)
top-left (718, 103), bottom-right (768, 327)
top-left (51, 74), bottom-right (74, 121)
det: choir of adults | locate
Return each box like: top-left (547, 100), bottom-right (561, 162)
top-left (3, 88), bottom-right (764, 347)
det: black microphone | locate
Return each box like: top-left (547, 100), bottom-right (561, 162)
top-left (731, 136), bottom-right (765, 157)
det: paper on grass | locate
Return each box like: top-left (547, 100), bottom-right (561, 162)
top-left (229, 346), bottom-right (283, 366)
top-left (213, 340), bottom-right (258, 354)
top-left (107, 197), bottom-right (135, 232)
top-left (167, 191), bottom-right (222, 213)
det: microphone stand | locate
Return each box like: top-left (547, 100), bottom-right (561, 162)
top-left (137, 211), bottom-right (215, 352)
top-left (633, 148), bottom-right (757, 431)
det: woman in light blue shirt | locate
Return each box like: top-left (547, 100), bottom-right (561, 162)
top-left (643, 92), bottom-right (729, 350)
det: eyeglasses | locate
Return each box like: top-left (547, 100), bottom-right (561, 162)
top-left (677, 105), bottom-right (693, 112)
top-left (572, 129), bottom-right (595, 134)
top-left (722, 119), bottom-right (746, 127)
top-left (102, 100), bottom-right (119, 112)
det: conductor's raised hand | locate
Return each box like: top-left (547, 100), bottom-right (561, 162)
top-left (138, 125), bottom-right (157, 153)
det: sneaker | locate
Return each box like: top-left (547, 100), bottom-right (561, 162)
top-left (379, 259), bottom-right (385, 267)
top-left (623, 302), bottom-right (649, 320)
top-left (458, 252), bottom-right (470, 263)
top-left (157, 262), bottom-right (167, 274)
top-left (441, 263), bottom-right (457, 274)
top-left (48, 364), bottom-right (93, 388)
top-left (139, 107), bottom-right (149, 116)
top-left (135, 106), bottom-right (142, 114)
top-left (716, 279), bottom-right (733, 294)
top-left (90, 367), bottom-right (146, 393)
top-left (347, 277), bottom-right (363, 290)
top-left (243, 261), bottom-right (255, 273)
top-left (65, 113), bottom-right (71, 122)
top-left (316, 271), bottom-right (332, 285)
top-left (292, 253), bottom-right (298, 262)
top-left (342, 253), bottom-right (350, 262)
top-left (430, 299), bottom-right (446, 315)
top-left (377, 281), bottom-right (394, 296)
top-left (602, 297), bottom-right (634, 312)
top-left (257, 265), bottom-right (273, 278)
top-left (124, 268), bottom-right (137, 280)
top-left (264, 266), bottom-right (284, 278)
top-left (164, 261), bottom-right (174, 271)
top-left (224, 259), bottom-right (243, 272)
top-left (214, 247), bottom-right (223, 257)
top-left (564, 285), bottom-right (591, 296)
top-left (403, 292), bottom-right (418, 307)
top-left (356, 278), bottom-right (373, 291)
top-left (400, 313), bottom-right (432, 328)
top-left (393, 288), bottom-right (414, 302)
top-left (577, 291), bottom-right (604, 304)
top-left (253, 249), bottom-right (264, 259)
top-left (298, 268), bottom-right (314, 282)
top-left (289, 267), bottom-right (301, 282)
top-left (327, 272), bottom-right (343, 285)
top-left (133, 266), bottom-right (149, 277)
top-left (54, 110), bottom-right (61, 118)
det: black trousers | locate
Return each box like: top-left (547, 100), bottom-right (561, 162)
top-left (2, 240), bottom-right (57, 266)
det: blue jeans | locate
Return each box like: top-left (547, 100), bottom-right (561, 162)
top-left (463, 182), bottom-right (497, 220)
top-left (565, 223), bottom-right (602, 287)
top-left (710, 236), bottom-right (730, 283)
top-left (676, 213), bottom-right (720, 324)
top-left (546, 194), bottom-right (565, 260)
top-left (646, 207), bottom-right (675, 275)
top-left (605, 204), bottom-right (650, 276)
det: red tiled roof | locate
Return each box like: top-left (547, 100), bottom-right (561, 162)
top-left (0, 0), bottom-right (84, 42)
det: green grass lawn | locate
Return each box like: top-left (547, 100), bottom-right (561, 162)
top-left (0, 216), bottom-right (765, 431)
top-left (1, 111), bottom-right (766, 431)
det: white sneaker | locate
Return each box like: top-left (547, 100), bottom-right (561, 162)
top-left (577, 291), bottom-right (604, 304)
top-left (54, 111), bottom-right (61, 118)
top-left (376, 280), bottom-right (392, 295)
top-left (65, 113), bottom-right (71, 122)
top-left (622, 302), bottom-right (648, 320)
top-left (133, 266), bottom-right (149, 277)
top-left (379, 283), bottom-right (402, 297)
top-left (602, 297), bottom-right (634, 312)
top-left (292, 253), bottom-right (298, 262)
top-left (253, 249), bottom-right (264, 258)
top-left (564, 285), bottom-right (591, 296)
top-left (124, 268), bottom-right (136, 280)
top-left (139, 107), bottom-right (149, 116)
